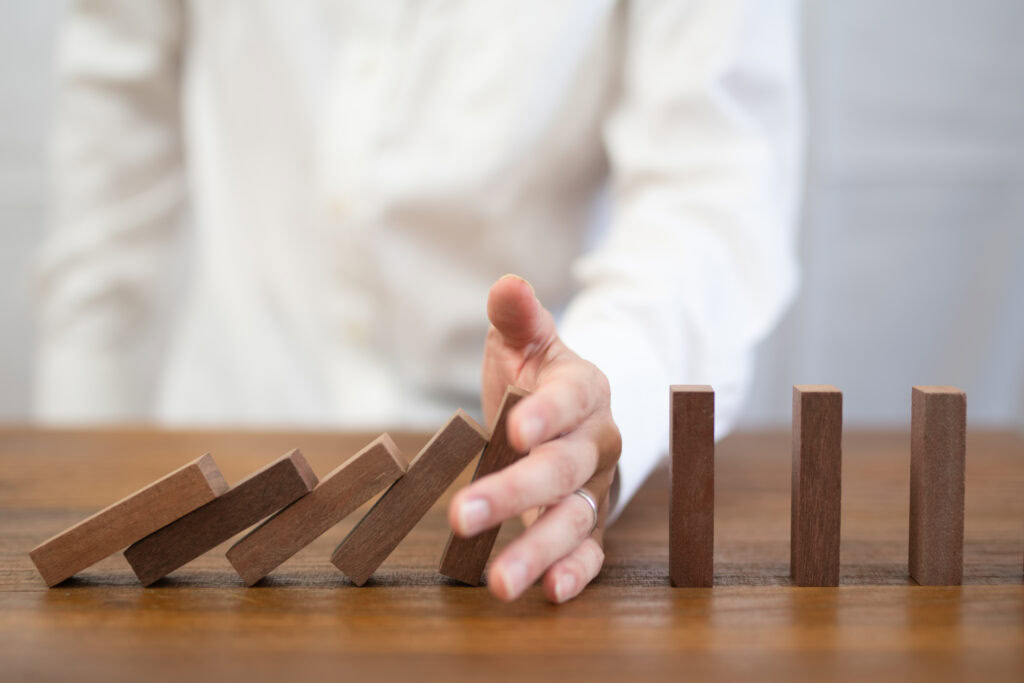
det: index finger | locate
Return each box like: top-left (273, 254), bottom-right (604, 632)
top-left (507, 359), bottom-right (605, 452)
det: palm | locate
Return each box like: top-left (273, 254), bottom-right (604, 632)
top-left (481, 327), bottom-right (552, 429)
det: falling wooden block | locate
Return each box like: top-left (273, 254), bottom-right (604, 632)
top-left (909, 386), bottom-right (966, 586)
top-left (438, 386), bottom-right (528, 585)
top-left (124, 450), bottom-right (319, 586)
top-left (669, 385), bottom-right (715, 587)
top-left (790, 385), bottom-right (843, 587)
top-left (29, 454), bottom-right (229, 587)
top-left (332, 410), bottom-right (488, 586)
top-left (226, 435), bottom-right (407, 586)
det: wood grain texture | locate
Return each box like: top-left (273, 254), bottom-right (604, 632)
top-left (332, 410), bottom-right (488, 586)
top-left (124, 450), bottom-right (318, 586)
top-left (4, 428), bottom-right (1023, 682)
top-left (910, 386), bottom-right (967, 586)
top-left (28, 453), bottom-right (228, 587)
top-left (669, 385), bottom-right (715, 587)
top-left (438, 386), bottom-right (527, 585)
top-left (791, 385), bottom-right (843, 586)
top-left (226, 435), bottom-right (407, 585)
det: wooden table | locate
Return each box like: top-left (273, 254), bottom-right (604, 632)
top-left (2, 428), bottom-right (1022, 681)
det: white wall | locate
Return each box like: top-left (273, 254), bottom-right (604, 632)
top-left (744, 0), bottom-right (1024, 428)
top-left (1, 1), bottom-right (1022, 428)
top-left (0, 0), bottom-right (61, 420)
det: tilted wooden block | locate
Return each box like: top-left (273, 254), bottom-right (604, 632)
top-left (669, 385), bottom-right (715, 587)
top-left (124, 449), bottom-right (319, 586)
top-left (226, 435), bottom-right (407, 586)
top-left (332, 410), bottom-right (488, 586)
top-left (29, 454), bottom-right (229, 587)
top-left (909, 386), bottom-right (966, 586)
top-left (438, 386), bottom-right (528, 585)
top-left (790, 385), bottom-right (843, 587)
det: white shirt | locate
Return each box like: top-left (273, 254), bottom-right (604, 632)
top-left (36, 0), bottom-right (802, 518)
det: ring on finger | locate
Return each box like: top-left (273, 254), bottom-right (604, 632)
top-left (572, 488), bottom-right (599, 536)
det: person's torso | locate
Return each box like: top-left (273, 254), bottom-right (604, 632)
top-left (158, 0), bottom-right (622, 427)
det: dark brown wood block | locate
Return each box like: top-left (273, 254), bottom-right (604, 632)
top-left (332, 410), bottom-right (488, 586)
top-left (124, 449), bottom-right (319, 586)
top-left (909, 386), bottom-right (967, 586)
top-left (669, 385), bottom-right (715, 587)
top-left (790, 385), bottom-right (843, 587)
top-left (438, 386), bottom-right (527, 585)
top-left (29, 454), bottom-right (229, 587)
top-left (226, 435), bottom-right (407, 586)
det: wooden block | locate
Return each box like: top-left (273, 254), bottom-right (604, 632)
top-left (225, 435), bottom-right (407, 585)
top-left (669, 385), bottom-right (715, 587)
top-left (29, 454), bottom-right (229, 587)
top-left (331, 410), bottom-right (488, 586)
top-left (124, 450), bottom-right (319, 586)
top-left (438, 386), bottom-right (528, 585)
top-left (790, 385), bottom-right (843, 587)
top-left (909, 386), bottom-right (967, 586)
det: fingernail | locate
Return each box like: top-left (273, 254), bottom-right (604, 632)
top-left (458, 498), bottom-right (491, 535)
top-left (499, 273), bottom-right (535, 295)
top-left (554, 573), bottom-right (577, 603)
top-left (498, 560), bottom-right (529, 599)
top-left (518, 416), bottom-right (544, 448)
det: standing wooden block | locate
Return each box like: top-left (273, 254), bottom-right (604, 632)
top-left (332, 410), bottom-right (488, 586)
top-left (790, 385), bottom-right (843, 587)
top-left (909, 386), bottom-right (967, 586)
top-left (226, 435), bottom-right (407, 586)
top-left (124, 450), bottom-right (319, 586)
top-left (438, 386), bottom-right (528, 585)
top-left (669, 385), bottom-right (715, 587)
top-left (29, 454), bottom-right (229, 587)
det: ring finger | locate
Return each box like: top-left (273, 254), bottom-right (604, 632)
top-left (486, 489), bottom-right (599, 601)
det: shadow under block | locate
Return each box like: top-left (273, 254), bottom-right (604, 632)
top-left (669, 385), bottom-right (715, 587)
top-left (332, 410), bottom-right (489, 586)
top-left (909, 386), bottom-right (967, 586)
top-left (29, 454), bottom-right (229, 587)
top-left (225, 435), bottom-right (407, 586)
top-left (124, 450), bottom-right (319, 586)
top-left (790, 385), bottom-right (843, 587)
top-left (438, 387), bottom-right (528, 585)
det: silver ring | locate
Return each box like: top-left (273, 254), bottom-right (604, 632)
top-left (572, 488), bottom-right (599, 536)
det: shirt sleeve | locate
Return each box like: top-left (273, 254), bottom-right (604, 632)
top-left (559, 0), bottom-right (804, 521)
top-left (34, 0), bottom-right (187, 422)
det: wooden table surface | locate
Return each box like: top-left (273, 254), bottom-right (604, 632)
top-left (1, 427), bottom-right (1022, 682)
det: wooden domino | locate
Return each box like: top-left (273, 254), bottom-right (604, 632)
top-left (909, 386), bottom-right (966, 586)
top-left (331, 410), bottom-right (488, 586)
top-left (226, 435), bottom-right (407, 586)
top-left (438, 386), bottom-right (528, 585)
top-left (124, 450), bottom-right (319, 586)
top-left (790, 385), bottom-right (843, 587)
top-left (29, 454), bottom-right (229, 587)
top-left (669, 385), bottom-right (715, 587)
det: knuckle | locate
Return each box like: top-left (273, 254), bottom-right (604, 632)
top-left (567, 497), bottom-right (595, 539)
top-left (583, 538), bottom-right (605, 569)
top-left (561, 554), bottom-right (589, 583)
top-left (493, 473), bottom-right (529, 515)
top-left (547, 451), bottom-right (580, 494)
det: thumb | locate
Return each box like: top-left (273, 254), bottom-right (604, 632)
top-left (487, 275), bottom-right (557, 350)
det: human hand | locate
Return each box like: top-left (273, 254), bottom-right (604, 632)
top-left (448, 275), bottom-right (622, 603)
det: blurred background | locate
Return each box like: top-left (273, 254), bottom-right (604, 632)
top-left (1, 0), bottom-right (1022, 430)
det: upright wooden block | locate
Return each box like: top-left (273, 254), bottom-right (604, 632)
top-left (790, 385), bottom-right (843, 587)
top-left (124, 450), bottom-right (319, 586)
top-left (438, 386), bottom-right (528, 585)
top-left (669, 385), bottom-right (715, 587)
top-left (909, 386), bottom-right (966, 586)
top-left (331, 410), bottom-right (488, 586)
top-left (29, 454), bottom-right (229, 587)
top-left (226, 435), bottom-right (407, 586)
